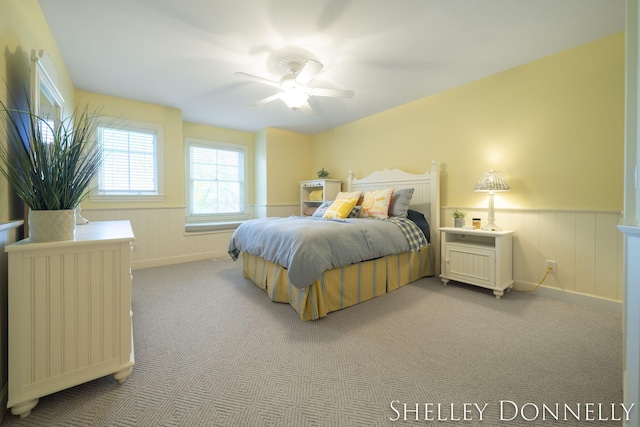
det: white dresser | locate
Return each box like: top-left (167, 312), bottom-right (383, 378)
top-left (5, 221), bottom-right (135, 418)
top-left (439, 227), bottom-right (515, 299)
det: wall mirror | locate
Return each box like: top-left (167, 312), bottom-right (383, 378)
top-left (30, 49), bottom-right (64, 130)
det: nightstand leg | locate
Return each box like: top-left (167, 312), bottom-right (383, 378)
top-left (441, 278), bottom-right (449, 285)
top-left (493, 290), bottom-right (504, 299)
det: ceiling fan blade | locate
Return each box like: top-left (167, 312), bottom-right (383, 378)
top-left (252, 93), bottom-right (281, 106)
top-left (296, 100), bottom-right (313, 115)
top-left (295, 59), bottom-right (323, 84)
top-left (308, 87), bottom-right (354, 98)
top-left (235, 71), bottom-right (281, 88)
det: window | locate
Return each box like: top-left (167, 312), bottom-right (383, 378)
top-left (185, 138), bottom-right (249, 225)
top-left (92, 119), bottom-right (164, 202)
top-left (39, 119), bottom-right (55, 144)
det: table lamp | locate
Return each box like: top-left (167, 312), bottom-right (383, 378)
top-left (474, 169), bottom-right (510, 231)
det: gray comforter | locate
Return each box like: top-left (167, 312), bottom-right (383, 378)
top-left (228, 216), bottom-right (426, 288)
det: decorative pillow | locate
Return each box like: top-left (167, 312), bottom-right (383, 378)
top-left (389, 188), bottom-right (414, 217)
top-left (323, 197), bottom-right (359, 219)
top-left (360, 188), bottom-right (394, 219)
top-left (312, 201), bottom-right (332, 218)
top-left (336, 191), bottom-right (362, 200)
top-left (308, 189), bottom-right (323, 201)
top-left (347, 205), bottom-right (362, 218)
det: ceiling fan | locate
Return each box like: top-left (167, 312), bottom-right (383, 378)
top-left (235, 59), bottom-right (354, 113)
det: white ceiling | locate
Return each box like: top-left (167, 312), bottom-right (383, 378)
top-left (37, 0), bottom-right (625, 135)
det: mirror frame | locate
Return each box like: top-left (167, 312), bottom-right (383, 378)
top-left (30, 49), bottom-right (64, 125)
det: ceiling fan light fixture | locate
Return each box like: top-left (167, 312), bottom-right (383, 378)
top-left (279, 90), bottom-right (309, 109)
top-left (237, 57), bottom-right (354, 113)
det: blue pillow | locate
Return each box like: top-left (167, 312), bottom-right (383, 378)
top-left (312, 201), bottom-right (333, 218)
top-left (389, 188), bottom-right (414, 217)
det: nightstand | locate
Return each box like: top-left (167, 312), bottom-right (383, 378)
top-left (439, 227), bottom-right (515, 299)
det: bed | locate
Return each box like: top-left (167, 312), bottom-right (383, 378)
top-left (228, 161), bottom-right (440, 320)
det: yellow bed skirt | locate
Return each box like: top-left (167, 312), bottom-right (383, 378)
top-left (242, 246), bottom-right (434, 320)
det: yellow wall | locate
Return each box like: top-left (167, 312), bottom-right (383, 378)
top-left (254, 129), bottom-right (268, 206)
top-left (264, 128), bottom-right (313, 205)
top-left (75, 91), bottom-right (262, 212)
top-left (75, 90), bottom-right (185, 209)
top-left (311, 32), bottom-right (625, 212)
top-left (0, 0), bottom-right (75, 223)
top-left (0, 0), bottom-right (624, 217)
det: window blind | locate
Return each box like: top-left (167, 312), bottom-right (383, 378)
top-left (39, 119), bottom-right (55, 144)
top-left (98, 127), bottom-right (157, 194)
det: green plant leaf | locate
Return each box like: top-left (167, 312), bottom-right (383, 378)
top-left (0, 100), bottom-right (103, 210)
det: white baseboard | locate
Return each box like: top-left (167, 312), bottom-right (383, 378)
top-left (132, 250), bottom-right (231, 270)
top-left (514, 280), bottom-right (622, 314)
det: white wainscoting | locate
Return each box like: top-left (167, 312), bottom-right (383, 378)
top-left (82, 205), bottom-right (299, 270)
top-left (83, 206), bottom-right (623, 311)
top-left (443, 207), bottom-right (623, 312)
top-left (82, 207), bottom-right (235, 270)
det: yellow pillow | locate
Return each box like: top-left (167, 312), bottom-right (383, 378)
top-left (309, 190), bottom-right (323, 201)
top-left (323, 197), bottom-right (359, 219)
top-left (336, 191), bottom-right (362, 200)
top-left (360, 188), bottom-right (394, 219)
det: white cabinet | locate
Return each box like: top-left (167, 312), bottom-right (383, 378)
top-left (439, 227), bottom-right (514, 299)
top-left (300, 179), bottom-right (342, 216)
top-left (5, 221), bottom-right (135, 418)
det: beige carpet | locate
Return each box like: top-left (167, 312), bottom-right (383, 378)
top-left (2, 257), bottom-right (623, 426)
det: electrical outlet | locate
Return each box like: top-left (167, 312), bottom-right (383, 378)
top-left (131, 241), bottom-right (139, 252)
top-left (545, 260), bottom-right (557, 273)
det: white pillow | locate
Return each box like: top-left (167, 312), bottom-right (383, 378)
top-left (360, 188), bottom-right (394, 219)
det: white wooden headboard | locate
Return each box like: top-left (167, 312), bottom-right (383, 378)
top-left (347, 160), bottom-right (440, 273)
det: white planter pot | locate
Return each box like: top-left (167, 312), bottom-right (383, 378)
top-left (28, 209), bottom-right (76, 242)
top-left (454, 217), bottom-right (465, 228)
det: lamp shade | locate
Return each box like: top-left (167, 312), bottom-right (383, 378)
top-left (474, 170), bottom-right (511, 193)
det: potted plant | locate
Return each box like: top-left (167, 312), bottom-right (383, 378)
top-left (317, 168), bottom-right (329, 179)
top-left (0, 101), bottom-right (103, 242)
top-left (452, 209), bottom-right (466, 228)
